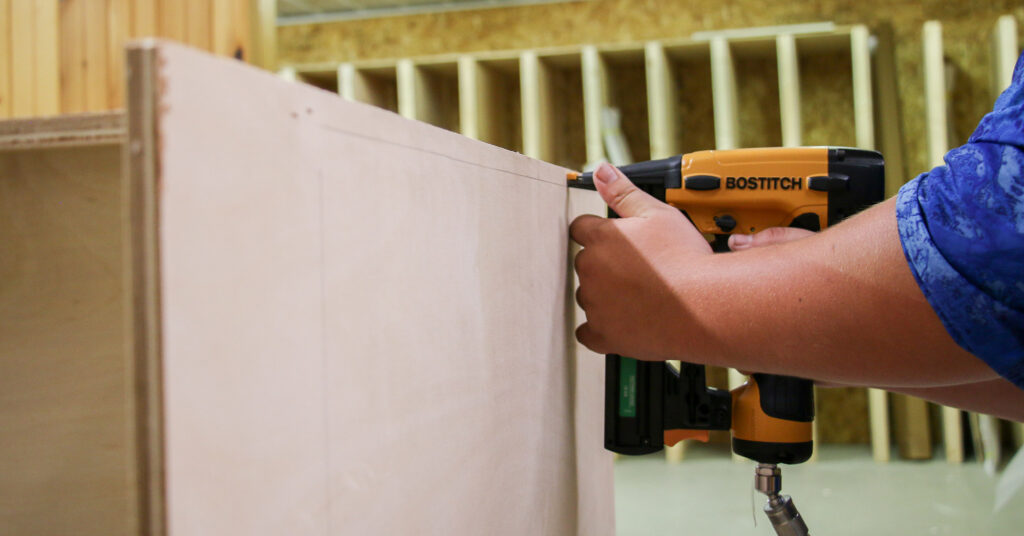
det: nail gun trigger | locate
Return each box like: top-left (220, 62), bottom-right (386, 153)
top-left (664, 429), bottom-right (711, 447)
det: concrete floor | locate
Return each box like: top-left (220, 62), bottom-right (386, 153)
top-left (614, 443), bottom-right (1024, 535)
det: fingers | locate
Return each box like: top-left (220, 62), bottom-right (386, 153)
top-left (728, 226), bottom-right (816, 251)
top-left (591, 162), bottom-right (662, 218)
top-left (575, 323), bottom-right (610, 354)
top-left (575, 286), bottom-right (587, 309)
top-left (569, 214), bottom-right (604, 246)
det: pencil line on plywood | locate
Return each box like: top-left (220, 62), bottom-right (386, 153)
top-left (312, 120), bottom-right (565, 187)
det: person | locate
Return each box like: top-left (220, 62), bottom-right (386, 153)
top-left (569, 54), bottom-right (1024, 423)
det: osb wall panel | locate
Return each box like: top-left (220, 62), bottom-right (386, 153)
top-left (735, 55), bottom-right (783, 149)
top-left (800, 50), bottom-right (856, 148)
top-left (818, 387), bottom-right (871, 444)
top-left (673, 59), bottom-right (715, 154)
top-left (606, 60), bottom-right (650, 163)
top-left (280, 0), bottom-right (1023, 193)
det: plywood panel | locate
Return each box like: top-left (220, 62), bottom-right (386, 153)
top-left (139, 41), bottom-right (613, 535)
top-left (0, 136), bottom-right (133, 534)
top-left (569, 187), bottom-right (616, 535)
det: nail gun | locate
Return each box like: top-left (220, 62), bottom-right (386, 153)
top-left (567, 146), bottom-right (885, 536)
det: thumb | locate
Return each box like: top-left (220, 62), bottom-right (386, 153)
top-left (592, 162), bottom-right (661, 218)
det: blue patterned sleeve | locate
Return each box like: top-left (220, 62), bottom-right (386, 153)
top-left (895, 51), bottom-right (1024, 389)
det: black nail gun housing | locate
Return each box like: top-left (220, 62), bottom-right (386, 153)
top-left (605, 356), bottom-right (731, 455)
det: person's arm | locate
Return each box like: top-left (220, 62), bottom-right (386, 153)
top-left (870, 379), bottom-right (1024, 422)
top-left (569, 162), bottom-right (996, 388)
top-left (731, 227), bottom-right (1024, 420)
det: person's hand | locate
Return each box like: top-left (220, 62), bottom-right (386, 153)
top-left (569, 162), bottom-right (711, 359)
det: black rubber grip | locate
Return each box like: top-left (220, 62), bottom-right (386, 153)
top-left (732, 438), bottom-right (813, 465)
top-left (751, 374), bottom-right (815, 422)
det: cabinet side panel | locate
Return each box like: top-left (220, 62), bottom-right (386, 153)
top-left (154, 42), bottom-right (613, 535)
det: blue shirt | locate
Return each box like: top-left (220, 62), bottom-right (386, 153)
top-left (896, 51), bottom-right (1024, 389)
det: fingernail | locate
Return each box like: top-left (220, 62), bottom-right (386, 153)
top-left (730, 234), bottom-right (751, 248)
top-left (594, 162), bottom-right (618, 185)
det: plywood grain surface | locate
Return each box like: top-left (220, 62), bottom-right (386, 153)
top-left (147, 41), bottom-right (612, 535)
top-left (0, 145), bottom-right (133, 534)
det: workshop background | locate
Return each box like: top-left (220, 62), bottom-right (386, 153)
top-left (1, 0), bottom-right (1023, 534)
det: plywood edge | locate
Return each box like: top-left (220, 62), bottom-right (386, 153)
top-left (0, 111), bottom-right (125, 150)
top-left (125, 39), bottom-right (167, 536)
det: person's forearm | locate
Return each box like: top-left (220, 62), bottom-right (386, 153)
top-left (863, 379), bottom-right (1024, 422)
top-left (669, 197), bottom-right (995, 387)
